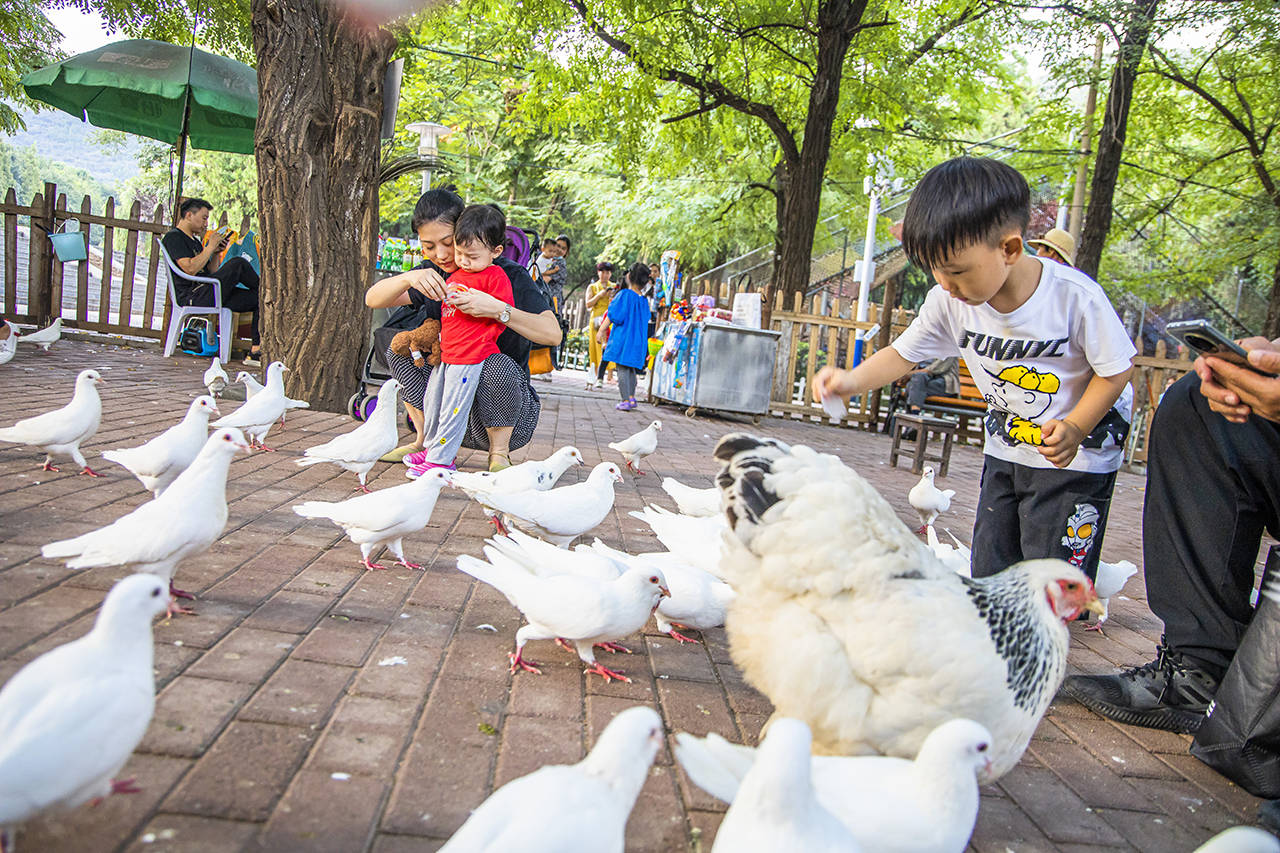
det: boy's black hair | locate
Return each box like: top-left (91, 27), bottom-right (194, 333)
top-left (179, 197), bottom-right (212, 219)
top-left (411, 187), bottom-right (465, 232)
top-left (453, 204), bottom-right (506, 251)
top-left (901, 157), bottom-right (1030, 271)
top-left (556, 234), bottom-right (572, 252)
top-left (596, 260), bottom-right (614, 272)
top-left (542, 236), bottom-right (558, 247)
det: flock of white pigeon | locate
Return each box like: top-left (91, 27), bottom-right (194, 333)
top-left (0, 342), bottom-right (1273, 852)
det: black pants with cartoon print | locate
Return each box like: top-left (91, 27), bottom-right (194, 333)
top-left (1143, 372), bottom-right (1280, 679)
top-left (970, 456), bottom-right (1117, 582)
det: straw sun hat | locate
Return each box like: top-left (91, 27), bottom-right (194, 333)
top-left (1027, 228), bottom-right (1075, 265)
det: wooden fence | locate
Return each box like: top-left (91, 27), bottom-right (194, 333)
top-left (2, 182), bottom-right (251, 344)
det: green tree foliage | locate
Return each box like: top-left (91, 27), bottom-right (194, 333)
top-left (0, 1), bottom-right (62, 133)
top-left (0, 137), bottom-right (116, 207)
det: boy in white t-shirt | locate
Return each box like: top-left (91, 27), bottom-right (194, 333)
top-left (814, 157), bottom-right (1136, 581)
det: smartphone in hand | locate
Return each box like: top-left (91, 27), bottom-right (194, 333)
top-left (1167, 320), bottom-right (1278, 378)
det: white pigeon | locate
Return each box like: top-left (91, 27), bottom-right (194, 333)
top-left (212, 361), bottom-right (292, 449)
top-left (297, 379), bottom-right (402, 491)
top-left (235, 370), bottom-right (265, 399)
top-left (455, 552), bottom-right (669, 683)
top-left (450, 445), bottom-right (584, 531)
top-left (582, 539), bottom-right (735, 644)
top-left (709, 718), bottom-right (860, 853)
top-left (661, 476), bottom-right (720, 517)
top-left (908, 465), bottom-right (955, 531)
top-left (628, 504), bottom-right (729, 580)
top-left (608, 419), bottom-right (662, 476)
top-left (101, 395), bottom-right (220, 496)
top-left (41, 428), bottom-right (251, 614)
top-left (926, 525), bottom-right (971, 578)
top-left (203, 358), bottom-right (229, 397)
top-left (235, 369), bottom-right (307, 423)
top-left (0, 321), bottom-right (15, 366)
top-left (439, 706), bottom-right (663, 853)
top-left (1193, 826), bottom-right (1280, 853)
top-left (15, 317), bottom-right (61, 352)
top-left (0, 573), bottom-right (170, 853)
top-left (293, 468), bottom-right (452, 570)
top-left (485, 530), bottom-right (623, 584)
top-left (1085, 559), bottom-right (1138, 634)
top-left (473, 461), bottom-right (624, 547)
top-left (0, 368), bottom-right (104, 476)
top-left (678, 718), bottom-right (991, 853)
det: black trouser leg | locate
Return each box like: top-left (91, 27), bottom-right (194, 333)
top-left (971, 455), bottom-right (1117, 581)
top-left (213, 258), bottom-right (260, 346)
top-left (906, 373), bottom-right (947, 410)
top-left (597, 358), bottom-right (609, 381)
top-left (972, 456), bottom-right (1028, 578)
top-left (1143, 372), bottom-right (1280, 676)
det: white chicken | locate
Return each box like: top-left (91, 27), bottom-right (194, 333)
top-left (713, 433), bottom-right (1103, 781)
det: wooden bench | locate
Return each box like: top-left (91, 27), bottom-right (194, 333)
top-left (888, 413), bottom-right (958, 476)
top-left (921, 363), bottom-right (986, 444)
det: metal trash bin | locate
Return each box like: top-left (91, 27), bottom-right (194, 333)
top-left (651, 320), bottom-right (780, 420)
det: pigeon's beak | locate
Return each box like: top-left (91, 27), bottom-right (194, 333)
top-left (660, 585), bottom-right (671, 598)
top-left (211, 403), bottom-right (222, 416)
top-left (233, 439), bottom-right (252, 453)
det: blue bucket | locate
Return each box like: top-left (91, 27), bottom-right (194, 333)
top-left (50, 219), bottom-right (87, 263)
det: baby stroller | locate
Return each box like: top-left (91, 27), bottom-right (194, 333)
top-left (348, 225), bottom-right (540, 421)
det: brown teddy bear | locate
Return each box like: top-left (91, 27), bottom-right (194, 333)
top-left (390, 316), bottom-right (442, 367)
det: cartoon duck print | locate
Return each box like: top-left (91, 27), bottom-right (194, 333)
top-left (983, 365), bottom-right (1060, 447)
top-left (1061, 503), bottom-right (1099, 568)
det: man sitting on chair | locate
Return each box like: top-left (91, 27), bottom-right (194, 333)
top-left (162, 197), bottom-right (262, 365)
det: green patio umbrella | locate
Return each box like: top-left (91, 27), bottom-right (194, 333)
top-left (22, 39), bottom-right (257, 208)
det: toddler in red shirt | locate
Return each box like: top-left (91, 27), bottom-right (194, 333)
top-left (410, 204), bottom-right (514, 473)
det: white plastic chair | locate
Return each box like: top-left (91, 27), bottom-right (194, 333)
top-left (160, 243), bottom-right (234, 364)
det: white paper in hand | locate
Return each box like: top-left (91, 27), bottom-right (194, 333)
top-left (820, 392), bottom-right (846, 422)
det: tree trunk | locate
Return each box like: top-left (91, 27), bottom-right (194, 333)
top-left (768, 0), bottom-right (868, 305)
top-left (251, 0), bottom-right (395, 411)
top-left (1075, 0), bottom-right (1160, 279)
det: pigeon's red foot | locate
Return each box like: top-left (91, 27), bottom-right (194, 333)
top-left (488, 515), bottom-right (510, 535)
top-left (584, 662), bottom-right (631, 683)
top-left (667, 628), bottom-right (700, 644)
top-left (362, 558), bottom-right (387, 571)
top-left (594, 641), bottom-right (632, 654)
top-left (359, 484), bottom-right (372, 494)
top-left (166, 598), bottom-right (197, 618)
top-left (169, 583), bottom-right (196, 601)
top-left (1083, 622), bottom-right (1106, 635)
top-left (554, 637), bottom-right (574, 653)
top-left (110, 778), bottom-right (142, 795)
top-left (259, 444), bottom-right (276, 453)
top-left (395, 558), bottom-right (423, 569)
top-left (509, 651), bottom-right (542, 675)
top-left (80, 466), bottom-right (106, 478)
top-left (41, 460), bottom-right (60, 472)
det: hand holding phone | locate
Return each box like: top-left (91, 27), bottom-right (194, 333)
top-left (1167, 320), bottom-right (1277, 378)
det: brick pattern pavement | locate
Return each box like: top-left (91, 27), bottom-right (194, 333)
top-left (0, 342), bottom-right (1270, 852)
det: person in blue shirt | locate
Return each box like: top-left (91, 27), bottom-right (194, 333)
top-left (598, 262), bottom-right (652, 411)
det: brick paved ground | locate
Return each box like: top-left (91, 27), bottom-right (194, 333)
top-left (0, 340), bottom-right (1271, 852)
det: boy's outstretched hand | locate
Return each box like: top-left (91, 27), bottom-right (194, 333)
top-left (1038, 418), bottom-right (1085, 468)
top-left (812, 365), bottom-right (855, 403)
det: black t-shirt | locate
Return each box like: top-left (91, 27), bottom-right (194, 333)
top-left (161, 229), bottom-right (210, 302)
top-left (407, 257), bottom-right (550, 372)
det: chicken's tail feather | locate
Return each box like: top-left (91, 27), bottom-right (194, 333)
top-left (713, 433), bottom-right (791, 537)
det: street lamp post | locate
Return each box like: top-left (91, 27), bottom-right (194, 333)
top-left (405, 121), bottom-right (451, 193)
top-left (852, 158), bottom-right (902, 366)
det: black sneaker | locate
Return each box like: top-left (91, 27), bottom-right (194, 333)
top-left (1061, 639), bottom-right (1219, 733)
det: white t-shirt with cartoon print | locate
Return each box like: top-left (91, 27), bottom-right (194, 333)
top-left (892, 257), bottom-right (1136, 474)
